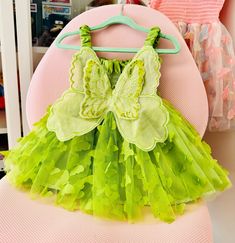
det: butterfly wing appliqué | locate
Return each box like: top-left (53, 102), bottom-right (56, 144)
top-left (47, 46), bottom-right (169, 151)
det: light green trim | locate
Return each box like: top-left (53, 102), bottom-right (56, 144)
top-left (80, 59), bottom-right (112, 119)
top-left (69, 47), bottom-right (100, 92)
top-left (112, 59), bottom-right (145, 120)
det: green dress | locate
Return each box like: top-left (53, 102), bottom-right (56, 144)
top-left (3, 26), bottom-right (231, 223)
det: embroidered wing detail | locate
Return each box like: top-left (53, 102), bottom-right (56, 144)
top-left (80, 59), bottom-right (112, 119)
top-left (70, 47), bottom-right (100, 92)
top-left (47, 48), bottom-right (107, 141)
top-left (112, 59), bottom-right (145, 120)
top-left (47, 90), bottom-right (103, 141)
top-left (113, 46), bottom-right (169, 151)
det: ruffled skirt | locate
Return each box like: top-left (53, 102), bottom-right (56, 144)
top-left (3, 100), bottom-right (231, 223)
top-left (176, 21), bottom-right (235, 131)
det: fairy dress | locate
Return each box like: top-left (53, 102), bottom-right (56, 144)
top-left (3, 26), bottom-right (231, 223)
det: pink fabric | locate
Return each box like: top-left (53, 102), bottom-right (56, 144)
top-left (150, 0), bottom-right (235, 131)
top-left (0, 177), bottom-right (213, 243)
top-left (150, 0), bottom-right (225, 24)
top-left (26, 4), bottom-right (209, 136)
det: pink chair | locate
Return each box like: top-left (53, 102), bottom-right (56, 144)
top-left (0, 5), bottom-right (213, 243)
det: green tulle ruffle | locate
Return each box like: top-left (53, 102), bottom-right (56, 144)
top-left (3, 99), bottom-right (231, 223)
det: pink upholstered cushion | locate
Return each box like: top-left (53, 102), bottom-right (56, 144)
top-left (0, 177), bottom-right (212, 243)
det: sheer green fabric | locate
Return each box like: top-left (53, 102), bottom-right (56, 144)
top-left (2, 25), bottom-right (231, 223)
top-left (3, 100), bottom-right (231, 223)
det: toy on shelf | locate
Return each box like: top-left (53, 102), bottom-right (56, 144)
top-left (32, 1), bottom-right (72, 47)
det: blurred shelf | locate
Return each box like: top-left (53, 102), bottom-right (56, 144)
top-left (42, 2), bottom-right (72, 7)
top-left (0, 110), bottom-right (7, 134)
top-left (32, 46), bottom-right (48, 54)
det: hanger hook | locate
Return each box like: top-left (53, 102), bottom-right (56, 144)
top-left (120, 0), bottom-right (125, 16)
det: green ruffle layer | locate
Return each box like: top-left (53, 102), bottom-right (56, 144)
top-left (3, 100), bottom-right (231, 223)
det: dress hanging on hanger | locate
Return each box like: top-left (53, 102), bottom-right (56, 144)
top-left (2, 24), bottom-right (231, 223)
top-left (150, 0), bottom-right (235, 131)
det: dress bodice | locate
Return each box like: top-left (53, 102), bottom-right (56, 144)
top-left (46, 25), bottom-right (170, 151)
top-left (79, 25), bottom-right (161, 88)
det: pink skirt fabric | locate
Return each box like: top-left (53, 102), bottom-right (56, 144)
top-left (176, 21), bottom-right (235, 131)
top-left (150, 0), bottom-right (235, 131)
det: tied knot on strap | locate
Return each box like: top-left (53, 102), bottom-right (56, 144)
top-left (80, 25), bottom-right (92, 47)
top-left (144, 27), bottom-right (161, 47)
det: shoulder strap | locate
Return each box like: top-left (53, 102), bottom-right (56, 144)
top-left (80, 25), bottom-right (161, 48)
top-left (80, 25), bottom-right (92, 48)
top-left (144, 27), bottom-right (161, 47)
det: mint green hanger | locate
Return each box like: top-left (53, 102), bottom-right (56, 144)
top-left (55, 4), bottom-right (180, 54)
